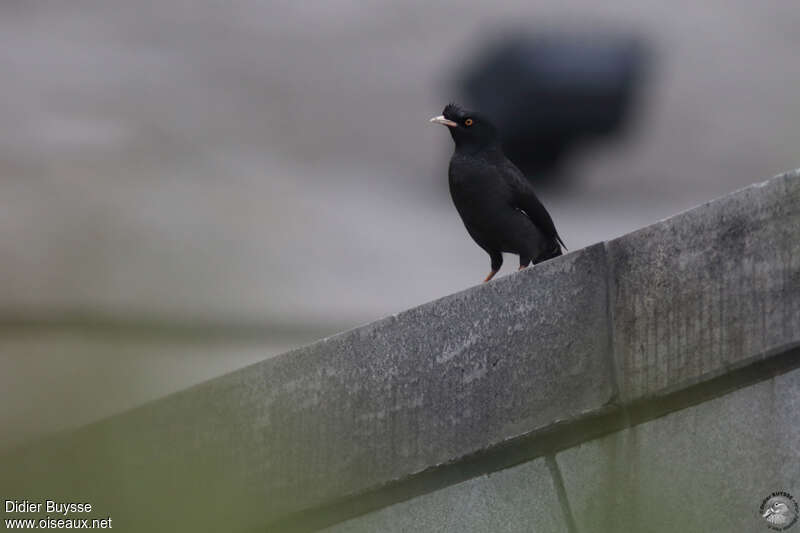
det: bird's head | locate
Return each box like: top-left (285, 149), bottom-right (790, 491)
top-left (429, 103), bottom-right (498, 149)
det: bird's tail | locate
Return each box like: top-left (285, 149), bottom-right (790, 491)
top-left (536, 242), bottom-right (563, 264)
top-left (556, 234), bottom-right (567, 251)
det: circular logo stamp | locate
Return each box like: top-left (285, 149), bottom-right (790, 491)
top-left (761, 492), bottom-right (799, 531)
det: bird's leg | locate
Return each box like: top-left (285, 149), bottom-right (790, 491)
top-left (519, 256), bottom-right (531, 271)
top-left (484, 252), bottom-right (503, 283)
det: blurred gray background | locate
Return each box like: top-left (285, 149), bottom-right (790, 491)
top-left (2, 0), bottom-right (799, 452)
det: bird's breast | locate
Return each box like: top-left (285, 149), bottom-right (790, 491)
top-left (448, 162), bottom-right (510, 210)
top-left (448, 164), bottom-right (514, 246)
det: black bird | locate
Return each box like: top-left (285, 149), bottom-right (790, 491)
top-left (430, 104), bottom-right (566, 282)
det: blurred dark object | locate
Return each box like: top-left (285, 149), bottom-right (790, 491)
top-left (458, 32), bottom-right (650, 185)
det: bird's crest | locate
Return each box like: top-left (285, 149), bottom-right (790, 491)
top-left (443, 103), bottom-right (466, 121)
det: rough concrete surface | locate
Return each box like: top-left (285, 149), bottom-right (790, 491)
top-left (608, 170), bottom-right (800, 401)
top-left (556, 366), bottom-right (800, 533)
top-left (321, 458), bottom-right (567, 533)
top-left (0, 244), bottom-right (613, 532)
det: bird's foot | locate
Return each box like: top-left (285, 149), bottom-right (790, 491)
top-left (518, 265), bottom-right (528, 271)
top-left (483, 270), bottom-right (498, 283)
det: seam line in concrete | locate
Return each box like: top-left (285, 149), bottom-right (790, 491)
top-left (545, 454), bottom-right (580, 533)
top-left (601, 241), bottom-right (622, 407)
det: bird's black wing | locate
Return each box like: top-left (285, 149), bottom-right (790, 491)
top-left (502, 161), bottom-right (566, 250)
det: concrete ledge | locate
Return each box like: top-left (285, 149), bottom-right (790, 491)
top-left (1, 244), bottom-right (615, 532)
top-left (609, 171), bottom-right (800, 401)
top-left (2, 170), bottom-right (799, 533)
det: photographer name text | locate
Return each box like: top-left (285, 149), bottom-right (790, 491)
top-left (5, 500), bottom-right (112, 529)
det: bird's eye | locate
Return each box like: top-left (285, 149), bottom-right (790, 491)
top-left (464, 118), bottom-right (474, 127)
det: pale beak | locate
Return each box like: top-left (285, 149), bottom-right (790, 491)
top-left (429, 115), bottom-right (458, 127)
